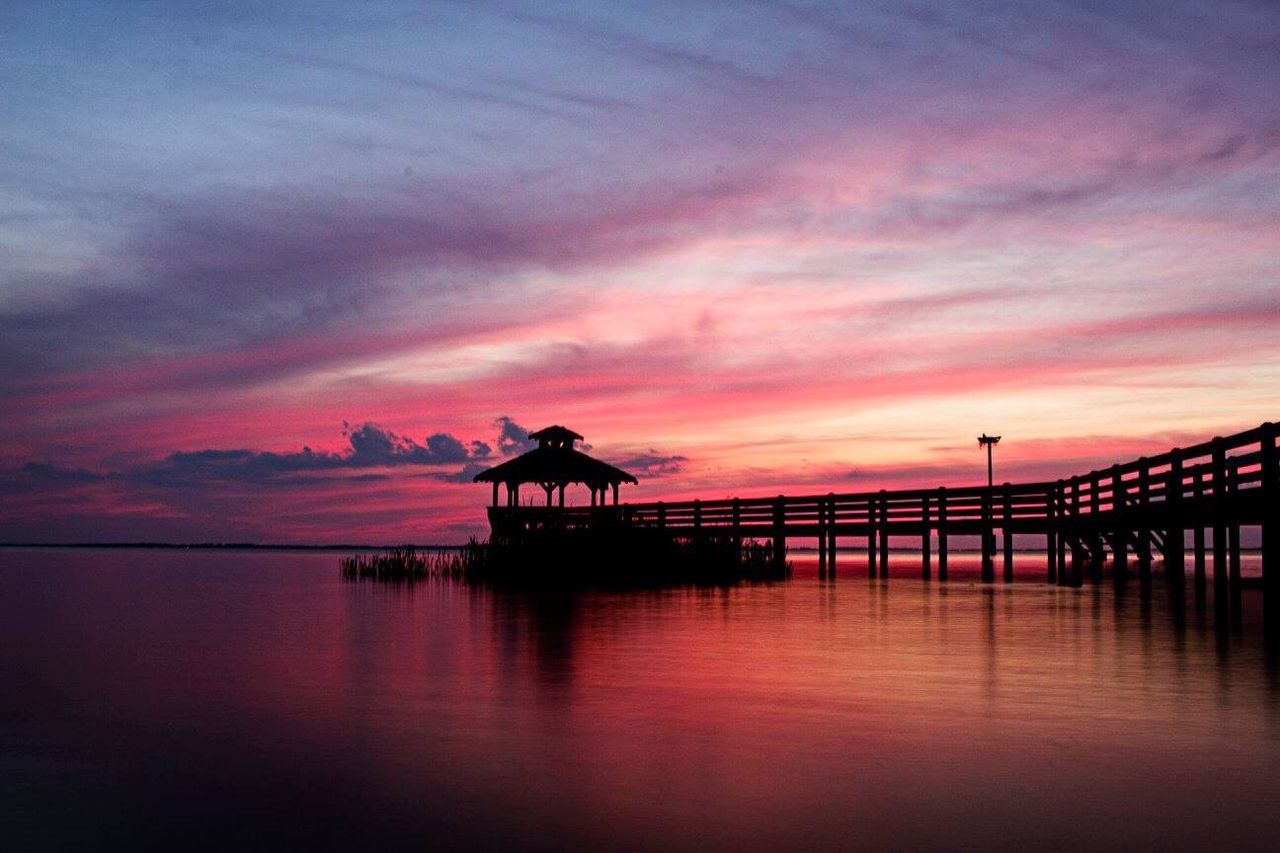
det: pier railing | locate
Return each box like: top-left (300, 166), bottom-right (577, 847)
top-left (489, 422), bottom-right (1277, 591)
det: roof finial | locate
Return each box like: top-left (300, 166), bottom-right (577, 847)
top-left (528, 425), bottom-right (584, 450)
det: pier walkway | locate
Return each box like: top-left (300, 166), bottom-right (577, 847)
top-left (489, 422), bottom-right (1279, 598)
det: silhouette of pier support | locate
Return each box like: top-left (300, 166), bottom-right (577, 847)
top-left (1002, 484), bottom-right (1014, 582)
top-left (1137, 462), bottom-right (1153, 594)
top-left (817, 514), bottom-right (828, 578)
top-left (1193, 470), bottom-right (1207, 598)
top-left (867, 498), bottom-right (878, 578)
top-left (921, 494), bottom-right (932, 579)
top-left (817, 497), bottom-right (836, 579)
top-left (1110, 466), bottom-right (1128, 586)
top-left (1263, 423), bottom-right (1279, 617)
top-left (980, 490), bottom-right (995, 583)
top-left (878, 491), bottom-right (889, 579)
top-left (1166, 452), bottom-right (1185, 587)
top-left (772, 496), bottom-right (786, 571)
top-left (1212, 440), bottom-right (1229, 607)
top-left (826, 495), bottom-right (837, 577)
top-left (937, 487), bottom-right (949, 581)
top-left (503, 421), bottom-right (1279, 621)
top-left (1046, 485), bottom-right (1058, 584)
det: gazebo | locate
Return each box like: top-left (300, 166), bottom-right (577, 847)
top-left (473, 425), bottom-right (638, 508)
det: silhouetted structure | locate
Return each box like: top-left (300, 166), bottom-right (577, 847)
top-left (977, 434), bottom-right (1001, 581)
top-left (473, 425), bottom-right (638, 538)
top-left (476, 421), bottom-right (1279, 612)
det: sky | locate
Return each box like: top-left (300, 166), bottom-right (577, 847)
top-left (2, 0), bottom-right (1279, 543)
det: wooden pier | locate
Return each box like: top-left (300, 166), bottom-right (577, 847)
top-left (489, 422), bottom-right (1279, 601)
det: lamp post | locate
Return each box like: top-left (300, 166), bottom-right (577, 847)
top-left (977, 434), bottom-right (1001, 488)
top-left (977, 433), bottom-right (1001, 580)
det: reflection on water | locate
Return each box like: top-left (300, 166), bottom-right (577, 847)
top-left (1, 548), bottom-right (1278, 851)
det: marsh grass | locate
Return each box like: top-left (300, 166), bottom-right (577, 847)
top-left (339, 540), bottom-right (487, 582)
top-left (340, 533), bottom-right (789, 588)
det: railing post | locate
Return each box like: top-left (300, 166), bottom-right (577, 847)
top-left (1263, 423), bottom-right (1278, 610)
top-left (878, 490), bottom-right (890, 579)
top-left (818, 498), bottom-right (828, 577)
top-left (773, 495), bottom-right (786, 570)
top-left (1089, 471), bottom-right (1103, 583)
top-left (1046, 484), bottom-right (1057, 584)
top-left (1166, 450), bottom-right (1185, 587)
top-left (1111, 465), bottom-right (1127, 585)
top-left (1070, 476), bottom-right (1082, 584)
top-left (1085, 468), bottom-right (1095, 581)
top-left (937, 487), bottom-right (948, 581)
top-left (1228, 458), bottom-right (1242, 590)
top-left (693, 499), bottom-right (702, 559)
top-left (867, 496), bottom-right (877, 578)
top-left (1002, 483), bottom-right (1014, 582)
top-left (1058, 480), bottom-right (1070, 585)
top-left (981, 487), bottom-right (995, 583)
top-left (827, 494), bottom-right (837, 576)
top-left (731, 497), bottom-right (742, 559)
top-left (1212, 439), bottom-right (1228, 603)
top-left (657, 501), bottom-right (666, 530)
top-left (922, 494), bottom-right (932, 580)
top-left (1193, 469), bottom-right (1206, 596)
top-left (1138, 459), bottom-right (1152, 590)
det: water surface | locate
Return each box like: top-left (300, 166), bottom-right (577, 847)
top-left (1, 548), bottom-right (1277, 851)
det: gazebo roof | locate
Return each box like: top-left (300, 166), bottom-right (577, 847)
top-left (473, 425), bottom-right (637, 487)
top-left (527, 425), bottom-right (583, 446)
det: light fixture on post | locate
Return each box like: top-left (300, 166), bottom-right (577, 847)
top-left (977, 433), bottom-right (1001, 488)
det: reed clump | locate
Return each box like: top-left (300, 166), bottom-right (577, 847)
top-left (339, 533), bottom-right (788, 588)
top-left (737, 539), bottom-right (790, 581)
top-left (339, 541), bottom-right (487, 582)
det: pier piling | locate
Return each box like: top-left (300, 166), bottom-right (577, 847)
top-left (867, 496), bottom-right (877, 578)
top-left (937, 487), bottom-right (948, 581)
top-left (1166, 452), bottom-right (1185, 586)
top-left (826, 495), bottom-right (837, 576)
top-left (1138, 461), bottom-right (1152, 590)
top-left (1002, 483), bottom-right (1014, 582)
top-left (878, 491), bottom-right (889, 579)
top-left (493, 422), bottom-right (1278, 620)
top-left (1262, 424), bottom-right (1278, 609)
top-left (922, 494), bottom-right (932, 579)
top-left (1212, 440), bottom-right (1228, 603)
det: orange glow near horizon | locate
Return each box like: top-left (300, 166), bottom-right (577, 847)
top-left (4, 3), bottom-right (1280, 542)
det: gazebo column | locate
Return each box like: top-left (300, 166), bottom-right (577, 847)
top-left (558, 484), bottom-right (565, 507)
top-left (492, 481), bottom-right (499, 507)
top-left (590, 487), bottom-right (597, 507)
top-left (544, 484), bottom-right (553, 506)
top-left (612, 483), bottom-right (619, 505)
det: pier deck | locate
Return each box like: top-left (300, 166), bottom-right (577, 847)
top-left (489, 422), bottom-right (1278, 598)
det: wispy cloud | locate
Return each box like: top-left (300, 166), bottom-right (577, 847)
top-left (3, 1), bottom-right (1279, 540)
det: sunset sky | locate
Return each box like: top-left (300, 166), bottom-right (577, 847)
top-left (3, 1), bottom-right (1279, 543)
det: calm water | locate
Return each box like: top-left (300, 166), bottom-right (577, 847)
top-left (2, 547), bottom-right (1278, 851)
